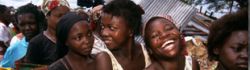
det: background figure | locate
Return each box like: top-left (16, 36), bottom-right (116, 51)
top-left (144, 16), bottom-right (199, 70)
top-left (0, 4), bottom-right (12, 57)
top-left (0, 3), bottom-right (45, 68)
top-left (207, 8), bottom-right (248, 70)
top-left (25, 0), bottom-right (70, 65)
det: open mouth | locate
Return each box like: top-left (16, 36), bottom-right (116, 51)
top-left (161, 40), bottom-right (175, 51)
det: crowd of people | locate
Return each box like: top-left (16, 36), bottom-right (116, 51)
top-left (0, 0), bottom-right (248, 70)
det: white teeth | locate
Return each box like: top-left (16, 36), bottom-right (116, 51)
top-left (161, 40), bottom-right (174, 48)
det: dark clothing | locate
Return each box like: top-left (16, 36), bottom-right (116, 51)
top-left (77, 0), bottom-right (104, 8)
top-left (48, 58), bottom-right (70, 70)
top-left (26, 33), bottom-right (58, 65)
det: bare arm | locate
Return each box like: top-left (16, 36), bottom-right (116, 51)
top-left (192, 58), bottom-right (200, 70)
top-left (95, 52), bottom-right (112, 70)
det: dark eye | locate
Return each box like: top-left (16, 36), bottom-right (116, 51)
top-left (165, 26), bottom-right (173, 31)
top-left (151, 33), bottom-right (159, 39)
top-left (109, 26), bottom-right (116, 31)
top-left (74, 35), bottom-right (82, 41)
top-left (231, 45), bottom-right (242, 52)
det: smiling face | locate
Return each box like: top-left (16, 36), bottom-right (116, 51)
top-left (145, 17), bottom-right (182, 59)
top-left (100, 13), bottom-right (131, 50)
top-left (66, 21), bottom-right (94, 56)
top-left (215, 31), bottom-right (248, 70)
top-left (17, 13), bottom-right (38, 41)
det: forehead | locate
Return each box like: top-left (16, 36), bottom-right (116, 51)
top-left (52, 6), bottom-right (69, 13)
top-left (101, 13), bottom-right (127, 26)
top-left (71, 21), bottom-right (90, 32)
top-left (227, 31), bottom-right (248, 43)
top-left (147, 19), bottom-right (175, 30)
top-left (17, 13), bottom-right (35, 21)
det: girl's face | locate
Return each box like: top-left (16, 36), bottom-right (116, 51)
top-left (17, 13), bottom-right (38, 41)
top-left (66, 21), bottom-right (94, 56)
top-left (216, 31), bottom-right (248, 70)
top-left (47, 6), bottom-right (69, 30)
top-left (145, 19), bottom-right (182, 58)
top-left (100, 13), bottom-right (131, 50)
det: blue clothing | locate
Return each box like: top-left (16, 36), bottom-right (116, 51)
top-left (0, 37), bottom-right (28, 68)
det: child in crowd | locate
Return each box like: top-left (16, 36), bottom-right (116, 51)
top-left (0, 3), bottom-right (45, 68)
top-left (207, 8), bottom-right (248, 70)
top-left (144, 16), bottom-right (199, 70)
top-left (49, 12), bottom-right (112, 70)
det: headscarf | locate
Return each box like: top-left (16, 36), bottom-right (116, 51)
top-left (41, 0), bottom-right (70, 15)
top-left (56, 12), bottom-right (89, 58)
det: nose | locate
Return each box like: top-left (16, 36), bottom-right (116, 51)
top-left (82, 36), bottom-right (90, 45)
top-left (159, 32), bottom-right (169, 41)
top-left (239, 48), bottom-right (248, 60)
top-left (24, 25), bottom-right (32, 31)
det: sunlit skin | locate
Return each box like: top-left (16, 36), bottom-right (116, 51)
top-left (64, 21), bottom-right (112, 70)
top-left (100, 13), bottom-right (145, 70)
top-left (215, 31), bottom-right (248, 70)
top-left (17, 13), bottom-right (38, 41)
top-left (144, 17), bottom-right (199, 70)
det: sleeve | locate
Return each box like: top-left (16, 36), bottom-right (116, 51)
top-left (48, 60), bottom-right (67, 70)
top-left (0, 25), bottom-right (9, 42)
top-left (25, 39), bottom-right (41, 64)
top-left (0, 42), bottom-right (18, 68)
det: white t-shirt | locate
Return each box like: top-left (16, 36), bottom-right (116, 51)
top-left (0, 22), bottom-right (11, 44)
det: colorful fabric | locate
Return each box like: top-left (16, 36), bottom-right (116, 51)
top-left (41, 0), bottom-right (70, 15)
top-left (0, 36), bottom-right (28, 68)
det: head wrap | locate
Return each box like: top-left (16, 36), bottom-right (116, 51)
top-left (56, 12), bottom-right (89, 58)
top-left (41, 0), bottom-right (70, 15)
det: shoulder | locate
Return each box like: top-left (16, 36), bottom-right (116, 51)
top-left (94, 52), bottom-right (112, 70)
top-left (29, 33), bottom-right (45, 43)
top-left (145, 61), bottom-right (163, 70)
top-left (95, 52), bottom-right (110, 60)
top-left (48, 59), bottom-right (67, 70)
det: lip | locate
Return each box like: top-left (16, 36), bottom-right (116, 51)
top-left (102, 38), bottom-right (112, 45)
top-left (161, 40), bottom-right (175, 51)
top-left (236, 62), bottom-right (248, 68)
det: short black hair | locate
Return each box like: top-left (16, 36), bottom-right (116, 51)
top-left (16, 3), bottom-right (46, 32)
top-left (0, 4), bottom-right (7, 15)
top-left (207, 8), bottom-right (248, 61)
top-left (102, 0), bottom-right (144, 36)
top-left (0, 4), bottom-right (9, 22)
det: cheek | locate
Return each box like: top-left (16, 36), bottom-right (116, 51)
top-left (220, 47), bottom-right (238, 65)
top-left (30, 24), bottom-right (37, 31)
top-left (150, 39), bottom-right (160, 49)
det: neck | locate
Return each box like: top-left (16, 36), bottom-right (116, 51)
top-left (111, 37), bottom-right (135, 60)
top-left (44, 27), bottom-right (56, 43)
top-left (66, 50), bottom-right (92, 63)
top-left (157, 55), bottom-right (185, 70)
